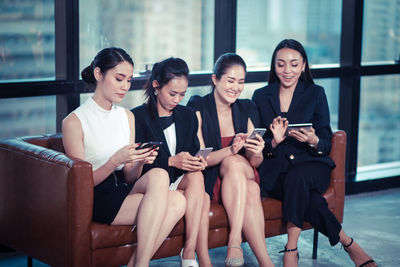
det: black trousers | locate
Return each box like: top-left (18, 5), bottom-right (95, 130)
top-left (267, 161), bottom-right (342, 246)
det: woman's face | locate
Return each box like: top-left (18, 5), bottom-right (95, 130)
top-left (274, 48), bottom-right (305, 90)
top-left (213, 64), bottom-right (245, 105)
top-left (95, 61), bottom-right (133, 104)
top-left (155, 76), bottom-right (188, 116)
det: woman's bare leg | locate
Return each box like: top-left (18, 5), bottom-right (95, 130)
top-left (284, 222), bottom-right (301, 267)
top-left (127, 190), bottom-right (186, 267)
top-left (220, 155), bottom-right (249, 260)
top-left (339, 229), bottom-right (377, 267)
top-left (196, 193), bottom-right (212, 267)
top-left (113, 168), bottom-right (170, 267)
top-left (242, 180), bottom-right (274, 267)
top-left (177, 171), bottom-right (206, 260)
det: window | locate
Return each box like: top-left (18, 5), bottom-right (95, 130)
top-left (362, 0), bottom-right (400, 65)
top-left (79, 0), bottom-right (215, 75)
top-left (357, 75), bottom-right (400, 180)
top-left (0, 96), bottom-right (56, 139)
top-left (0, 0), bottom-right (55, 82)
top-left (236, 0), bottom-right (342, 70)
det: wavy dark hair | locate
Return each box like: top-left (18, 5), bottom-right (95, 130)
top-left (81, 47), bottom-right (134, 90)
top-left (144, 57), bottom-right (189, 118)
top-left (212, 53), bottom-right (247, 90)
top-left (268, 39), bottom-right (314, 85)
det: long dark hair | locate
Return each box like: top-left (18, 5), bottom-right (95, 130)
top-left (144, 57), bottom-right (189, 118)
top-left (268, 39), bottom-right (314, 84)
top-left (81, 47), bottom-right (134, 90)
top-left (212, 53), bottom-right (247, 90)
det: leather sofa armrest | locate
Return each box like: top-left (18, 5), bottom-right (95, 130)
top-left (0, 137), bottom-right (93, 267)
top-left (328, 130), bottom-right (347, 223)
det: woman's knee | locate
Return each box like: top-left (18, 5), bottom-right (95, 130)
top-left (145, 168), bottom-right (170, 188)
top-left (185, 171), bottom-right (205, 189)
top-left (220, 155), bottom-right (250, 179)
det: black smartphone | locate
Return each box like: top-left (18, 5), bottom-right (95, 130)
top-left (137, 141), bottom-right (163, 150)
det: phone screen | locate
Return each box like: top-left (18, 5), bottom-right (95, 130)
top-left (248, 128), bottom-right (267, 139)
top-left (196, 147), bottom-right (213, 158)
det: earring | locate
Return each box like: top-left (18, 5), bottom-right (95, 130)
top-left (154, 90), bottom-right (158, 96)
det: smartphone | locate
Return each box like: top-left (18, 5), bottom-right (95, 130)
top-left (248, 128), bottom-right (267, 139)
top-left (137, 141), bottom-right (163, 150)
top-left (195, 147), bottom-right (213, 158)
top-left (285, 123), bottom-right (312, 135)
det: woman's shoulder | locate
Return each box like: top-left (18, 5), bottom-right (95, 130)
top-left (253, 83), bottom-right (276, 98)
top-left (186, 93), bottom-right (211, 110)
top-left (175, 104), bottom-right (197, 118)
top-left (131, 103), bottom-right (147, 114)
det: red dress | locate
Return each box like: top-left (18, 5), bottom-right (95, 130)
top-left (211, 136), bottom-right (260, 203)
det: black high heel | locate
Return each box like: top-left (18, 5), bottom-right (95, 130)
top-left (279, 246), bottom-right (299, 261)
top-left (343, 237), bottom-right (377, 267)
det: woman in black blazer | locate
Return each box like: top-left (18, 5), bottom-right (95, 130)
top-left (252, 39), bottom-right (376, 267)
top-left (132, 58), bottom-right (211, 267)
top-left (188, 53), bottom-right (274, 267)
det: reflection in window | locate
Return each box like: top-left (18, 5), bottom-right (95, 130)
top-left (79, 0), bottom-right (214, 75)
top-left (0, 96), bottom-right (56, 139)
top-left (0, 0), bottom-right (55, 81)
top-left (358, 75), bottom-right (400, 169)
top-left (236, 0), bottom-right (342, 69)
top-left (362, 0), bottom-right (400, 65)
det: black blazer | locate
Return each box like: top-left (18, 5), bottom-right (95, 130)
top-left (131, 104), bottom-right (200, 183)
top-left (187, 92), bottom-right (260, 198)
top-left (252, 80), bottom-right (335, 192)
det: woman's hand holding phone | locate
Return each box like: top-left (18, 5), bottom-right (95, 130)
top-left (244, 133), bottom-right (265, 154)
top-left (110, 143), bottom-right (155, 167)
top-left (169, 151), bottom-right (207, 171)
top-left (288, 126), bottom-right (318, 145)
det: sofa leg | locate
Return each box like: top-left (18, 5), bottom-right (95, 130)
top-left (312, 229), bottom-right (318, 259)
top-left (27, 256), bottom-right (32, 267)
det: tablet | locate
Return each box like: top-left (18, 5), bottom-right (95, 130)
top-left (285, 123), bottom-right (312, 135)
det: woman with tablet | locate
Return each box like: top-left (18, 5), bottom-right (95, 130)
top-left (252, 39), bottom-right (376, 267)
top-left (187, 53), bottom-right (275, 267)
top-left (132, 57), bottom-right (211, 267)
top-left (62, 48), bottom-right (186, 267)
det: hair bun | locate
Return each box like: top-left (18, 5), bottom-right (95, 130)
top-left (81, 62), bottom-right (96, 84)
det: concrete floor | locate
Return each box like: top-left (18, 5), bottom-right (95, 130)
top-left (1, 188), bottom-right (399, 267)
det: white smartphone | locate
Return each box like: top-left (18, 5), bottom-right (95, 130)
top-left (196, 147), bottom-right (213, 158)
top-left (248, 128), bottom-right (267, 139)
top-left (285, 123), bottom-right (312, 135)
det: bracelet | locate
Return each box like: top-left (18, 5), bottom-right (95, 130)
top-left (308, 137), bottom-right (319, 147)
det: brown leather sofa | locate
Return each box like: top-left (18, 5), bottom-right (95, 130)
top-left (0, 131), bottom-right (346, 267)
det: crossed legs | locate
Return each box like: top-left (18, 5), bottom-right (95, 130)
top-left (220, 154), bottom-right (274, 266)
top-left (112, 168), bottom-right (186, 267)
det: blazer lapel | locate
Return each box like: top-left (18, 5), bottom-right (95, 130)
top-left (287, 80), bottom-right (305, 117)
top-left (269, 83), bottom-right (281, 116)
top-left (207, 93), bottom-right (222, 148)
top-left (150, 113), bottom-right (171, 157)
top-left (174, 109), bottom-right (184, 155)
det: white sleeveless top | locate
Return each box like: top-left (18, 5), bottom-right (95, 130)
top-left (73, 97), bottom-right (130, 171)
